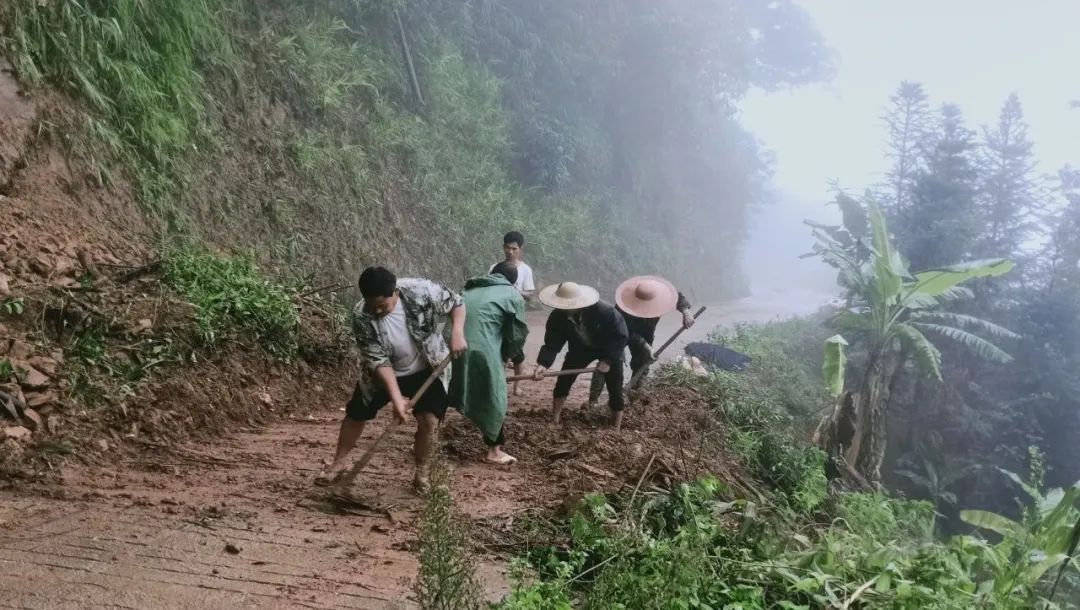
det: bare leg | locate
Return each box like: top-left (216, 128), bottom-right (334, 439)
top-left (513, 362), bottom-right (524, 396)
top-left (551, 396), bottom-right (568, 424)
top-left (584, 370), bottom-right (604, 409)
top-left (413, 413), bottom-right (439, 492)
top-left (317, 418), bottom-right (366, 483)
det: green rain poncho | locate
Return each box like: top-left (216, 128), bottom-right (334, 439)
top-left (449, 274), bottom-right (529, 441)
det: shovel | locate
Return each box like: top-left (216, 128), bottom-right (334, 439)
top-left (331, 355), bottom-right (453, 491)
top-left (626, 306), bottom-right (707, 390)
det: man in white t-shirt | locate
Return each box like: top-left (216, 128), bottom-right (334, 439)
top-left (490, 231), bottom-right (535, 395)
top-left (315, 267), bottom-right (467, 493)
top-left (489, 231), bottom-right (535, 298)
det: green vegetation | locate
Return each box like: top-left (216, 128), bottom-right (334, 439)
top-left (1, 297), bottom-right (25, 316)
top-left (492, 452), bottom-right (1078, 609)
top-left (415, 461), bottom-right (485, 610)
top-left (163, 248), bottom-right (299, 356)
top-left (1, 0), bottom-right (831, 294)
top-left (664, 320), bottom-right (832, 514)
top-left (810, 197), bottom-right (1017, 483)
top-left (0, 0), bottom-right (229, 219)
top-left (848, 83), bottom-right (1080, 532)
top-left (405, 320), bottom-right (1077, 609)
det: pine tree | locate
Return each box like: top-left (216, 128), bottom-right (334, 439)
top-left (901, 104), bottom-right (979, 270)
top-left (975, 94), bottom-right (1043, 260)
top-left (881, 82), bottom-right (933, 218)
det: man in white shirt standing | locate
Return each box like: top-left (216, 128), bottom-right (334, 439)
top-left (490, 231), bottom-right (535, 395)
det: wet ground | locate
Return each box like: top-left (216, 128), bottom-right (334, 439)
top-left (0, 288), bottom-right (829, 609)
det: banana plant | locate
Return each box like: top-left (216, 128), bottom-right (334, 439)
top-left (809, 196), bottom-right (1017, 482)
top-left (960, 469), bottom-right (1080, 607)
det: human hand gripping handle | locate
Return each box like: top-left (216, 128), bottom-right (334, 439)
top-left (682, 309), bottom-right (696, 330)
top-left (390, 394), bottom-right (410, 424)
top-left (333, 356), bottom-right (452, 490)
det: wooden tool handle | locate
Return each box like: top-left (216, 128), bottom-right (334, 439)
top-left (506, 367), bottom-right (598, 382)
top-left (627, 306), bottom-right (707, 390)
top-left (334, 356), bottom-right (452, 488)
top-left (652, 306), bottom-right (707, 358)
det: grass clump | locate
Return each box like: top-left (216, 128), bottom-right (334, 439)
top-left (163, 248), bottom-right (298, 356)
top-left (415, 461), bottom-right (485, 610)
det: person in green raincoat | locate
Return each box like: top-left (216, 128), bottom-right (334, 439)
top-left (450, 261), bottom-right (529, 465)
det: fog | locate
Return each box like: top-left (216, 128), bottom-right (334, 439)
top-left (739, 0), bottom-right (1080, 297)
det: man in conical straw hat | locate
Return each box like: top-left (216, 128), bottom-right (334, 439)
top-left (534, 281), bottom-right (629, 430)
top-left (586, 276), bottom-right (694, 409)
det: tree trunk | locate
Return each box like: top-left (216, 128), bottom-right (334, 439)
top-left (855, 350), bottom-right (902, 483)
top-left (856, 389), bottom-right (886, 482)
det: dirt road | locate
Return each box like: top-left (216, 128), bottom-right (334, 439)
top-left (0, 289), bottom-right (827, 609)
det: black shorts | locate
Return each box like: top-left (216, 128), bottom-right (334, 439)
top-left (345, 368), bottom-right (449, 421)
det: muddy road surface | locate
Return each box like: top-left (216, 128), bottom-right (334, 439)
top-left (0, 289), bottom-right (828, 609)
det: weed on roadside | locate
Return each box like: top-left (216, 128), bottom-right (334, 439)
top-left (415, 460), bottom-right (485, 610)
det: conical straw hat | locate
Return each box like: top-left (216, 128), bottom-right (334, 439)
top-left (538, 281), bottom-right (600, 310)
top-left (615, 275), bottom-right (678, 318)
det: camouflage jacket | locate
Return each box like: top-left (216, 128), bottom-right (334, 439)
top-left (351, 278), bottom-right (463, 403)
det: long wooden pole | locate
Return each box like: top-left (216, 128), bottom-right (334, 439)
top-left (333, 355), bottom-right (451, 489)
top-left (626, 306), bottom-right (707, 390)
top-left (506, 367), bottom-right (597, 382)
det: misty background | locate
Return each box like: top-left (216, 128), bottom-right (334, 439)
top-left (739, 0), bottom-right (1079, 295)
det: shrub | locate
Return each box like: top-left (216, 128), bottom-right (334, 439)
top-left (163, 248), bottom-right (298, 355)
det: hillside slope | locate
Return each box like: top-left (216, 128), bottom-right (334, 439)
top-left (0, 0), bottom-right (830, 299)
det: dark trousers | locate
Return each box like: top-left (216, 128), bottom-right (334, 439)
top-left (483, 426), bottom-right (505, 447)
top-left (555, 349), bottom-right (625, 411)
top-left (589, 341), bottom-right (651, 403)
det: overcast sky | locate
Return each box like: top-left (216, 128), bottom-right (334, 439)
top-left (741, 0), bottom-right (1080, 204)
top-left (738, 0), bottom-right (1080, 293)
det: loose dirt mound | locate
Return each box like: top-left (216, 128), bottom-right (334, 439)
top-left (441, 378), bottom-right (737, 512)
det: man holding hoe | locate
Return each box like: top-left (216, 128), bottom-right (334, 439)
top-left (534, 281), bottom-right (630, 430)
top-left (316, 266), bottom-right (467, 493)
top-left (450, 261), bottom-right (529, 465)
top-left (586, 276), bottom-right (694, 410)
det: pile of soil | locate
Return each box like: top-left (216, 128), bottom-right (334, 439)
top-left (441, 378), bottom-right (737, 511)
